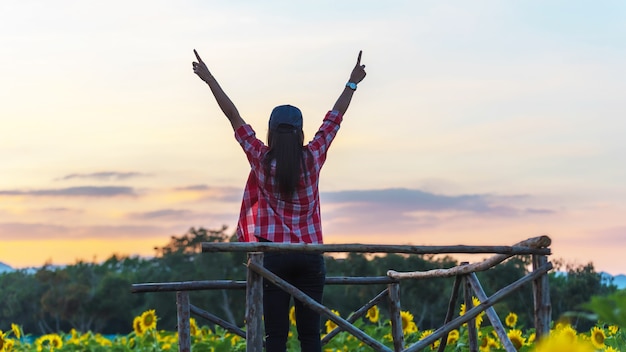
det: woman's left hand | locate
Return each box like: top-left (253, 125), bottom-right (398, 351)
top-left (192, 49), bottom-right (213, 83)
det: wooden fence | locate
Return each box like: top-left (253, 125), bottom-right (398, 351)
top-left (131, 235), bottom-right (552, 352)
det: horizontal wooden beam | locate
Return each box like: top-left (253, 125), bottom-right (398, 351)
top-left (131, 276), bottom-right (399, 293)
top-left (190, 304), bottom-right (246, 339)
top-left (131, 280), bottom-right (246, 293)
top-left (202, 238), bottom-right (551, 256)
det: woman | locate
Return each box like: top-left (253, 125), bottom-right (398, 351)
top-left (192, 49), bottom-right (366, 352)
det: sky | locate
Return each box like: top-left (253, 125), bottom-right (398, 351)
top-left (1, 1), bottom-right (625, 275)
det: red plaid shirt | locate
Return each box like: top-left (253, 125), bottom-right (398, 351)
top-left (234, 110), bottom-right (343, 243)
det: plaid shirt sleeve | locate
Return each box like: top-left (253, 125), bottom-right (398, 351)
top-left (307, 110), bottom-right (343, 166)
top-left (234, 124), bottom-right (266, 242)
top-left (235, 124), bottom-right (266, 171)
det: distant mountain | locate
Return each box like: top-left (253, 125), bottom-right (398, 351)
top-left (601, 272), bottom-right (626, 290)
top-left (612, 274), bottom-right (626, 290)
top-left (0, 261), bottom-right (14, 273)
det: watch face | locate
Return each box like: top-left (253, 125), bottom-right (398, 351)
top-left (347, 82), bottom-right (357, 90)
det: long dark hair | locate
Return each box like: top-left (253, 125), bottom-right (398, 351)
top-left (264, 124), bottom-right (305, 198)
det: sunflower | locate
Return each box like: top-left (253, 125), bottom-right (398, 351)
top-left (230, 335), bottom-right (241, 346)
top-left (420, 329), bottom-right (438, 349)
top-left (36, 333), bottom-right (64, 351)
top-left (555, 323), bottom-right (577, 343)
top-left (553, 317), bottom-right (571, 331)
top-left (4, 338), bottom-right (13, 351)
top-left (95, 334), bottom-right (112, 346)
top-left (190, 317), bottom-right (200, 337)
top-left (10, 324), bottom-right (21, 340)
top-left (590, 326), bottom-right (606, 349)
top-left (289, 305), bottom-right (297, 326)
top-left (507, 329), bottom-right (525, 350)
top-left (533, 333), bottom-right (594, 352)
top-left (420, 329), bottom-right (433, 339)
top-left (133, 316), bottom-right (145, 336)
top-left (459, 296), bottom-right (484, 328)
top-left (400, 311), bottom-right (417, 335)
top-left (604, 347), bottom-right (618, 352)
top-left (325, 310), bottom-right (340, 333)
top-left (0, 330), bottom-right (6, 351)
top-left (447, 329), bottom-right (460, 345)
top-left (608, 325), bottom-right (619, 335)
top-left (201, 326), bottom-right (212, 338)
top-left (49, 333), bottom-right (63, 350)
top-left (141, 309), bottom-right (158, 331)
top-left (475, 312), bottom-right (484, 329)
top-left (472, 297), bottom-right (485, 328)
top-left (479, 335), bottom-right (497, 352)
top-left (488, 337), bottom-right (500, 350)
top-left (67, 329), bottom-right (80, 345)
top-left (505, 312), bottom-right (518, 328)
top-left (366, 305), bottom-right (379, 323)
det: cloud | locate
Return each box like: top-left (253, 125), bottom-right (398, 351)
top-left (0, 186), bottom-right (136, 197)
top-left (0, 222), bottom-right (168, 240)
top-left (166, 184), bottom-right (241, 203)
top-left (192, 185), bottom-right (242, 203)
top-left (129, 209), bottom-right (195, 220)
top-left (58, 171), bottom-right (149, 181)
top-left (37, 207), bottom-right (84, 214)
top-left (176, 185), bottom-right (210, 191)
top-left (323, 188), bottom-right (520, 214)
top-left (320, 188), bottom-right (555, 235)
top-left (127, 208), bottom-right (237, 226)
top-left (524, 208), bottom-right (555, 215)
top-left (0, 222), bottom-right (69, 239)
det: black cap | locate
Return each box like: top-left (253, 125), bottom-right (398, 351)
top-left (268, 105), bottom-right (303, 131)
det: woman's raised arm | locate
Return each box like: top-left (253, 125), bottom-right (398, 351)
top-left (332, 50), bottom-right (367, 116)
top-left (192, 49), bottom-right (245, 130)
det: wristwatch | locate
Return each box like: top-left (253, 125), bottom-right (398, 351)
top-left (346, 82), bottom-right (357, 91)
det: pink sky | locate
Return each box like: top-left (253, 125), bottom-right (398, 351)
top-left (1, 1), bottom-right (625, 275)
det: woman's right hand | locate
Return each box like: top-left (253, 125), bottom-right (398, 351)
top-left (349, 50), bottom-right (367, 84)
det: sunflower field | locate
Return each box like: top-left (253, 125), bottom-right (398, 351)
top-left (1, 298), bottom-right (624, 352)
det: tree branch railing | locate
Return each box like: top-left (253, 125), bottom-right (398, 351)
top-left (131, 235), bottom-right (552, 352)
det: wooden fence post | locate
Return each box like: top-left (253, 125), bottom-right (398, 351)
top-left (532, 254), bottom-right (552, 339)
top-left (246, 253), bottom-right (264, 352)
top-left (437, 270), bottom-right (463, 352)
top-left (176, 291), bottom-right (191, 352)
top-left (463, 276), bottom-right (478, 352)
top-left (467, 273), bottom-right (516, 352)
top-left (388, 282), bottom-right (404, 352)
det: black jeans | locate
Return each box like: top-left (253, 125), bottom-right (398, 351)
top-left (263, 252), bottom-right (326, 352)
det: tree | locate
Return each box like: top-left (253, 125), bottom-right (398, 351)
top-left (0, 270), bottom-right (43, 333)
top-left (0, 228), bottom-right (619, 336)
top-left (550, 261), bottom-right (617, 331)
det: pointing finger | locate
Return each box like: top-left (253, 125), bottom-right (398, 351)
top-left (194, 49), bottom-right (203, 63)
top-left (356, 50), bottom-right (362, 66)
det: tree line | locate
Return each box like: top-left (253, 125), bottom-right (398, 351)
top-left (0, 227), bottom-right (618, 335)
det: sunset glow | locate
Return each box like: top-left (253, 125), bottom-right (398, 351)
top-left (1, 1), bottom-right (625, 275)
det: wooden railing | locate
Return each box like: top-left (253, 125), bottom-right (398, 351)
top-left (131, 235), bottom-right (552, 352)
